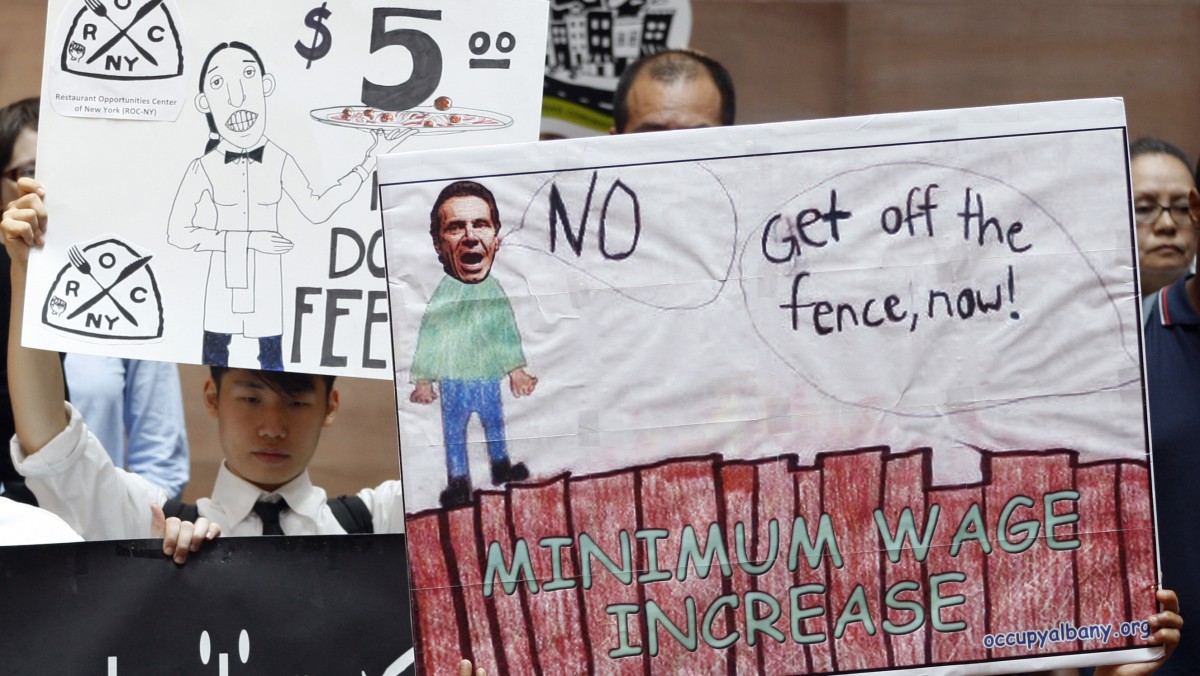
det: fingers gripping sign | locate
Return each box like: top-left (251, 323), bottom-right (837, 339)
top-left (2, 178), bottom-right (49, 259)
top-left (1144, 589), bottom-right (1184, 662)
top-left (1094, 588), bottom-right (1184, 676)
top-left (150, 503), bottom-right (221, 565)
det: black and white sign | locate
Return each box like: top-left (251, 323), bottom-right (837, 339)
top-left (33, 0), bottom-right (549, 378)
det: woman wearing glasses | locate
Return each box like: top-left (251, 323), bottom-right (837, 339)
top-left (1130, 138), bottom-right (1197, 298)
top-left (1136, 136), bottom-right (1199, 675)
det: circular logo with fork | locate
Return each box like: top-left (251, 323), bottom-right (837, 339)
top-left (60, 0), bottom-right (183, 81)
top-left (43, 238), bottom-right (164, 340)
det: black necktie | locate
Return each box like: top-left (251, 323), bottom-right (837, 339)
top-left (253, 498), bottom-right (288, 535)
top-left (224, 146), bottom-right (265, 164)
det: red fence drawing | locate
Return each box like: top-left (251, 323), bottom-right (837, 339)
top-left (405, 447), bottom-right (1156, 675)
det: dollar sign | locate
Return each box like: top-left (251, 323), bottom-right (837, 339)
top-left (295, 2), bottom-right (333, 69)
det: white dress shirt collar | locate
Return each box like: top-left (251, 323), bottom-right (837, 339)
top-left (210, 463), bottom-right (327, 532)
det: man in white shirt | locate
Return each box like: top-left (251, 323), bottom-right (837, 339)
top-left (5, 180), bottom-right (403, 540)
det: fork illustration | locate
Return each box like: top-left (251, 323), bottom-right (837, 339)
top-left (82, 0), bottom-right (159, 66)
top-left (68, 245), bottom-right (137, 326)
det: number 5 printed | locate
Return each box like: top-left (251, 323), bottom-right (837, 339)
top-left (363, 7), bottom-right (444, 110)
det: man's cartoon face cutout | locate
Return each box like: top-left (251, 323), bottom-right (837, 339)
top-left (436, 195), bottom-right (500, 284)
top-left (197, 48), bottom-right (275, 150)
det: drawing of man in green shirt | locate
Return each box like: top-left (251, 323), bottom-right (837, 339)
top-left (410, 181), bottom-right (538, 508)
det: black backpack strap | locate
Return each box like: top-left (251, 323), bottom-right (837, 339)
top-left (161, 498), bottom-right (200, 523)
top-left (327, 495), bottom-right (374, 534)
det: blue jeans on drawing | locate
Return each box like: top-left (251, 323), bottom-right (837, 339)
top-left (202, 331), bottom-right (284, 371)
top-left (439, 379), bottom-right (509, 480)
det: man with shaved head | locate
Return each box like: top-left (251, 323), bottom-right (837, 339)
top-left (611, 48), bottom-right (736, 134)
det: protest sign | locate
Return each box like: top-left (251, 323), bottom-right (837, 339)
top-left (379, 98), bottom-right (1159, 674)
top-left (2, 535), bottom-right (412, 675)
top-left (27, 0), bottom-right (548, 378)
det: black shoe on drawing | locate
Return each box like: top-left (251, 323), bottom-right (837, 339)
top-left (490, 459), bottom-right (530, 485)
top-left (439, 477), bottom-right (472, 509)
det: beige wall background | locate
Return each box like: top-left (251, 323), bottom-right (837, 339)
top-left (4, 0), bottom-right (1198, 502)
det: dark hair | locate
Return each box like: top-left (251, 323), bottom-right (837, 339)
top-left (210, 366), bottom-right (335, 401)
top-left (428, 180), bottom-right (501, 261)
top-left (0, 98), bottom-right (38, 170)
top-left (198, 42), bottom-right (266, 155)
top-left (612, 49), bottom-right (736, 133)
top-left (1129, 137), bottom-right (1194, 184)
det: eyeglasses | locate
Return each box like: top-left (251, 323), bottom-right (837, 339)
top-left (1, 162), bottom-right (34, 183)
top-left (1134, 201), bottom-right (1193, 226)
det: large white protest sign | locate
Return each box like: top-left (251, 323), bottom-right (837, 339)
top-left (28, 0), bottom-right (548, 378)
top-left (380, 99), bottom-right (1159, 674)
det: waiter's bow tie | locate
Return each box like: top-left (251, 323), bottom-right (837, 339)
top-left (225, 146), bottom-right (265, 164)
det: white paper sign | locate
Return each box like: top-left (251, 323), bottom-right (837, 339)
top-left (379, 99), bottom-right (1160, 675)
top-left (29, 0), bottom-right (549, 379)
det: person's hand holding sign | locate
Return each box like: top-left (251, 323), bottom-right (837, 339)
top-left (2, 176), bottom-right (47, 258)
top-left (150, 504), bottom-right (221, 565)
top-left (1, 179), bottom-right (64, 454)
top-left (4, 180), bottom-right (223, 565)
top-left (1096, 589), bottom-right (1183, 676)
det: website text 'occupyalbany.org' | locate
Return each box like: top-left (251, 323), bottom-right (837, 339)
top-left (983, 619), bottom-right (1150, 651)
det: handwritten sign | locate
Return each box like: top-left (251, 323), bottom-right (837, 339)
top-left (29, 0), bottom-right (549, 378)
top-left (379, 99), bottom-right (1159, 673)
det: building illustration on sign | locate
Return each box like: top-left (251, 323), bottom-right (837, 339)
top-left (541, 0), bottom-right (689, 135)
top-left (546, 0), bottom-right (676, 82)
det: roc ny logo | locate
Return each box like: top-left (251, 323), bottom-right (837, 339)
top-left (60, 0), bottom-right (184, 81)
top-left (42, 238), bottom-right (165, 341)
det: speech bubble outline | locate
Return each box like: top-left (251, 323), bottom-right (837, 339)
top-left (738, 160), bottom-right (1138, 419)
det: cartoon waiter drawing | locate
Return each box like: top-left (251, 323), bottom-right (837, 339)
top-left (168, 41), bottom-right (402, 369)
top-left (410, 180), bottom-right (538, 508)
